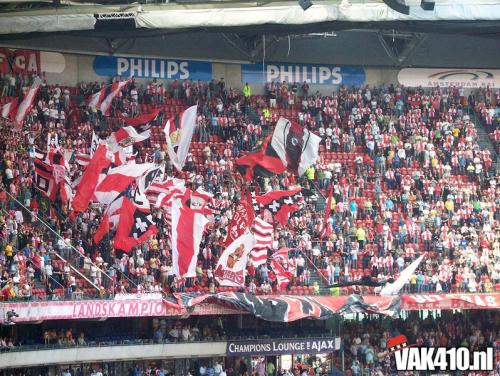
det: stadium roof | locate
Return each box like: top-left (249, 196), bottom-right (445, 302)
top-left (1, 0), bottom-right (500, 68)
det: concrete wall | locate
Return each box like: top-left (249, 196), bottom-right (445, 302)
top-left (0, 341), bottom-right (227, 369)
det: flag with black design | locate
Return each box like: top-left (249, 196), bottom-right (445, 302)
top-left (271, 117), bottom-right (321, 176)
top-left (121, 108), bottom-right (161, 133)
top-left (90, 131), bottom-right (100, 157)
top-left (34, 148), bottom-right (71, 202)
top-left (235, 135), bottom-right (286, 181)
top-left (138, 165), bottom-right (164, 193)
top-left (113, 193), bottom-right (158, 252)
top-left (34, 158), bottom-right (56, 200)
top-left (255, 187), bottom-right (304, 225)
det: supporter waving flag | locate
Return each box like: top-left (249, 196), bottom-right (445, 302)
top-left (90, 131), bottom-right (100, 157)
top-left (215, 232), bottom-right (255, 287)
top-left (1, 98), bottom-right (18, 121)
top-left (224, 199), bottom-right (251, 247)
top-left (113, 190), bottom-right (158, 253)
top-left (190, 188), bottom-right (213, 209)
top-left (107, 126), bottom-right (151, 148)
top-left (163, 105), bottom-right (198, 171)
top-left (99, 79), bottom-right (130, 116)
top-left (250, 217), bottom-right (274, 267)
top-left (171, 198), bottom-right (210, 278)
top-left (137, 165), bottom-right (164, 193)
top-left (255, 187), bottom-right (303, 225)
top-left (121, 108), bottom-right (161, 133)
top-left (320, 186), bottom-right (333, 239)
top-left (235, 135), bottom-right (286, 181)
top-left (270, 258), bottom-right (292, 289)
top-left (86, 86), bottom-right (106, 109)
top-left (271, 117), bottom-right (321, 176)
top-left (71, 144), bottom-right (112, 213)
top-left (146, 178), bottom-right (186, 207)
top-left (15, 77), bottom-right (41, 127)
top-left (34, 158), bottom-right (57, 201)
top-left (34, 148), bottom-right (72, 204)
top-left (94, 162), bottom-right (158, 207)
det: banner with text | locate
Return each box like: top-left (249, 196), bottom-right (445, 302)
top-left (241, 63), bottom-right (365, 86)
top-left (398, 68), bottom-right (500, 88)
top-left (227, 337), bottom-right (341, 356)
top-left (0, 298), bottom-right (242, 323)
top-left (401, 293), bottom-right (500, 310)
top-left (0, 49), bottom-right (65, 75)
top-left (93, 56), bottom-right (212, 81)
top-left (0, 48), bottom-right (40, 74)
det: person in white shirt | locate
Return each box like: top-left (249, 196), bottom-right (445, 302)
top-left (181, 326), bottom-right (191, 341)
top-left (214, 361), bottom-right (223, 376)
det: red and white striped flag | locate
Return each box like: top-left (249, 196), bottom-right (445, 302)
top-left (171, 199), bottom-right (209, 278)
top-left (94, 162), bottom-right (156, 204)
top-left (15, 77), bottom-right (41, 127)
top-left (108, 126), bottom-right (151, 147)
top-left (1, 98), bottom-right (18, 120)
top-left (99, 80), bottom-right (129, 116)
top-left (146, 178), bottom-right (185, 207)
top-left (270, 258), bottom-right (292, 289)
top-left (250, 217), bottom-right (274, 267)
top-left (87, 87), bottom-right (106, 109)
top-left (75, 153), bottom-right (91, 166)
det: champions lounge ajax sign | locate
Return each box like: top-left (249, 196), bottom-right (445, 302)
top-left (226, 337), bottom-right (341, 356)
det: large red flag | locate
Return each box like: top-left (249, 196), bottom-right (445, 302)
top-left (235, 135), bottom-right (286, 181)
top-left (224, 200), bottom-right (251, 247)
top-left (114, 196), bottom-right (158, 252)
top-left (93, 214), bottom-right (110, 245)
top-left (121, 108), bottom-right (161, 131)
top-left (71, 144), bottom-right (112, 213)
top-left (255, 187), bottom-right (303, 225)
top-left (171, 199), bottom-right (209, 277)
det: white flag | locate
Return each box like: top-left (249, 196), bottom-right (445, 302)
top-left (215, 233), bottom-right (255, 287)
top-left (163, 105), bottom-right (197, 171)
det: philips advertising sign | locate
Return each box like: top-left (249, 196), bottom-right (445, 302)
top-left (241, 63), bottom-right (365, 86)
top-left (398, 68), bottom-right (500, 88)
top-left (93, 56), bottom-right (212, 81)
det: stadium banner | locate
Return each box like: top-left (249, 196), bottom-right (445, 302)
top-left (226, 337), bottom-right (341, 356)
top-left (0, 48), bottom-right (40, 74)
top-left (0, 48), bottom-right (66, 74)
top-left (398, 68), bottom-right (500, 88)
top-left (0, 298), bottom-right (243, 323)
top-left (401, 293), bottom-right (500, 310)
top-left (241, 63), bottom-right (365, 86)
top-left (93, 55), bottom-right (212, 80)
top-left (172, 292), bottom-right (399, 321)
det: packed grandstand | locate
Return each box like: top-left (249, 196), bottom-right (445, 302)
top-left (0, 1), bottom-right (500, 375)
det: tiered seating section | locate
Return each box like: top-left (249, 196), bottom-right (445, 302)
top-left (0, 78), bottom-right (498, 301)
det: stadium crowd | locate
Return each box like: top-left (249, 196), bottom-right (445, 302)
top-left (0, 71), bottom-right (499, 301)
top-left (342, 311), bottom-right (500, 376)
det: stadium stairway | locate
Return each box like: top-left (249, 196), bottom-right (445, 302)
top-left (308, 272), bottom-right (331, 295)
top-left (468, 107), bottom-right (500, 173)
top-left (244, 104), bottom-right (261, 125)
